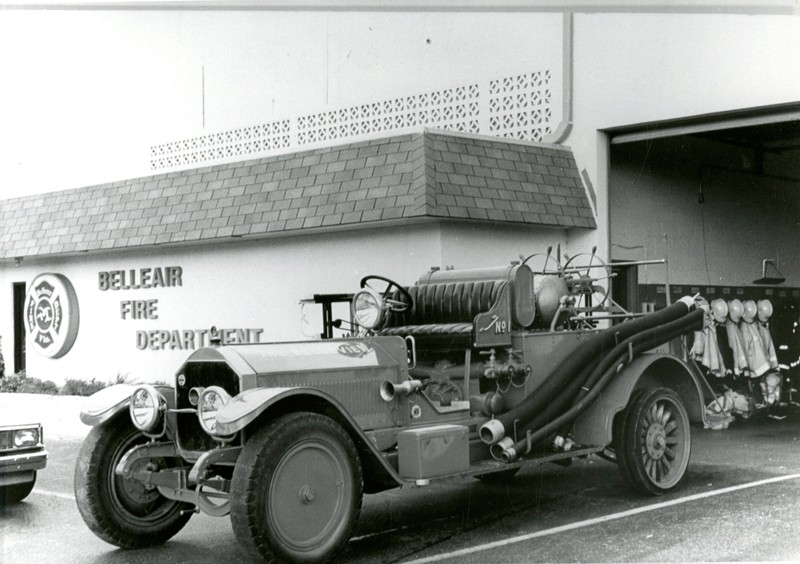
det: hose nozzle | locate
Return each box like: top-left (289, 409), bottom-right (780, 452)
top-left (380, 379), bottom-right (423, 402)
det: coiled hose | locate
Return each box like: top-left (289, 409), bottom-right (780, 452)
top-left (495, 306), bottom-right (704, 461)
top-left (480, 296), bottom-right (697, 445)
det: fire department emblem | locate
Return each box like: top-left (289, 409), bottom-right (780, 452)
top-left (25, 273), bottom-right (80, 359)
top-left (337, 342), bottom-right (372, 358)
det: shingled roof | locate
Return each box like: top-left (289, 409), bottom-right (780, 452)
top-left (0, 129), bottom-right (595, 260)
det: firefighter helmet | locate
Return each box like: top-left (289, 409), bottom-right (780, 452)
top-left (742, 300), bottom-right (757, 323)
top-left (757, 299), bottom-right (773, 323)
top-left (727, 299), bottom-right (743, 323)
top-left (710, 299), bottom-right (728, 323)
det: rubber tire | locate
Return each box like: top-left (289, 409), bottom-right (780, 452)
top-left (615, 387), bottom-right (691, 496)
top-left (230, 412), bottom-right (363, 563)
top-left (0, 472), bottom-right (36, 506)
top-left (74, 419), bottom-right (194, 548)
top-left (474, 467), bottom-right (520, 484)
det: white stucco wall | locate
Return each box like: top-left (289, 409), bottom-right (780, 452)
top-left (438, 222), bottom-right (570, 270)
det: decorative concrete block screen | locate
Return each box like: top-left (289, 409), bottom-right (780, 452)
top-left (150, 69), bottom-right (552, 171)
top-left (488, 70), bottom-right (552, 141)
top-left (149, 121), bottom-right (292, 170)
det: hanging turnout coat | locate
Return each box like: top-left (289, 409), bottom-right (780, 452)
top-left (725, 319), bottom-right (748, 376)
top-left (740, 319), bottom-right (771, 377)
top-left (693, 315), bottom-right (727, 377)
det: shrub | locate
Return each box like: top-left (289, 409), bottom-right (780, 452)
top-left (59, 378), bottom-right (111, 397)
top-left (0, 371), bottom-right (130, 397)
top-left (0, 371), bottom-right (60, 395)
top-left (58, 373), bottom-right (128, 396)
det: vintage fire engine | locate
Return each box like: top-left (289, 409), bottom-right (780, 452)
top-left (75, 249), bottom-right (708, 563)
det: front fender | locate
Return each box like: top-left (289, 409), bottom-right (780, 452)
top-left (214, 387), bottom-right (299, 435)
top-left (215, 386), bottom-right (371, 437)
top-left (79, 384), bottom-right (136, 426)
top-left (79, 383), bottom-right (176, 426)
top-left (572, 353), bottom-right (707, 447)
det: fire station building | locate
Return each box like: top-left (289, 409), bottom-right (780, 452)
top-left (1, 8), bottom-right (799, 386)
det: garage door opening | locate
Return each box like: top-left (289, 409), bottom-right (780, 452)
top-left (607, 104), bottom-right (800, 314)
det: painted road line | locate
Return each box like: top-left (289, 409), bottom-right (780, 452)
top-left (32, 489), bottom-right (76, 501)
top-left (404, 473), bottom-right (800, 563)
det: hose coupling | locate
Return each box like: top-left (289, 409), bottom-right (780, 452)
top-left (470, 392), bottom-right (505, 416)
top-left (490, 436), bottom-right (516, 461)
top-left (479, 419), bottom-right (505, 444)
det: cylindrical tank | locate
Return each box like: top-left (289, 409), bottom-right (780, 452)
top-left (418, 264), bottom-right (535, 328)
top-left (536, 275), bottom-right (569, 327)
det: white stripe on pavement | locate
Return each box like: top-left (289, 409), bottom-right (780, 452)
top-left (32, 489), bottom-right (76, 501)
top-left (404, 473), bottom-right (800, 563)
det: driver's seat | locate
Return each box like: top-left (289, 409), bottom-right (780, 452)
top-left (377, 280), bottom-right (509, 349)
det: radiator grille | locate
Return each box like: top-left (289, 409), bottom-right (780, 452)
top-left (0, 430), bottom-right (13, 451)
top-left (176, 361), bottom-right (240, 452)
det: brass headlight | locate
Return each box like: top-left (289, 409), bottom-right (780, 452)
top-left (197, 386), bottom-right (232, 435)
top-left (352, 287), bottom-right (385, 330)
top-left (129, 385), bottom-right (165, 433)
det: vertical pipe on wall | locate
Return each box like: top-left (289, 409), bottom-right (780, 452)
top-left (544, 12), bottom-right (573, 145)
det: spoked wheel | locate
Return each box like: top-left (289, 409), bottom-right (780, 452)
top-left (231, 412), bottom-right (363, 563)
top-left (74, 418), bottom-right (194, 547)
top-left (520, 251), bottom-right (561, 276)
top-left (615, 388), bottom-right (691, 495)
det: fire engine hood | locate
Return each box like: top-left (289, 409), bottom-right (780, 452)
top-left (177, 337), bottom-right (407, 384)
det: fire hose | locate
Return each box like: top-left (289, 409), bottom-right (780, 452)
top-left (479, 296), bottom-right (698, 445)
top-left (492, 306), bottom-right (704, 462)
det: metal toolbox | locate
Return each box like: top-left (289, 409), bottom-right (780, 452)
top-left (397, 424), bottom-right (469, 479)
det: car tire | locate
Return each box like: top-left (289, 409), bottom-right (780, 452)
top-left (0, 472), bottom-right (37, 507)
top-left (74, 418), bottom-right (193, 548)
top-left (231, 412), bottom-right (363, 563)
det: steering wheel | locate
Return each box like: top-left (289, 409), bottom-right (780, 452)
top-left (360, 275), bottom-right (413, 313)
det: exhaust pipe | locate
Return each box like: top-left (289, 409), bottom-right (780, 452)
top-left (380, 379), bottom-right (423, 402)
